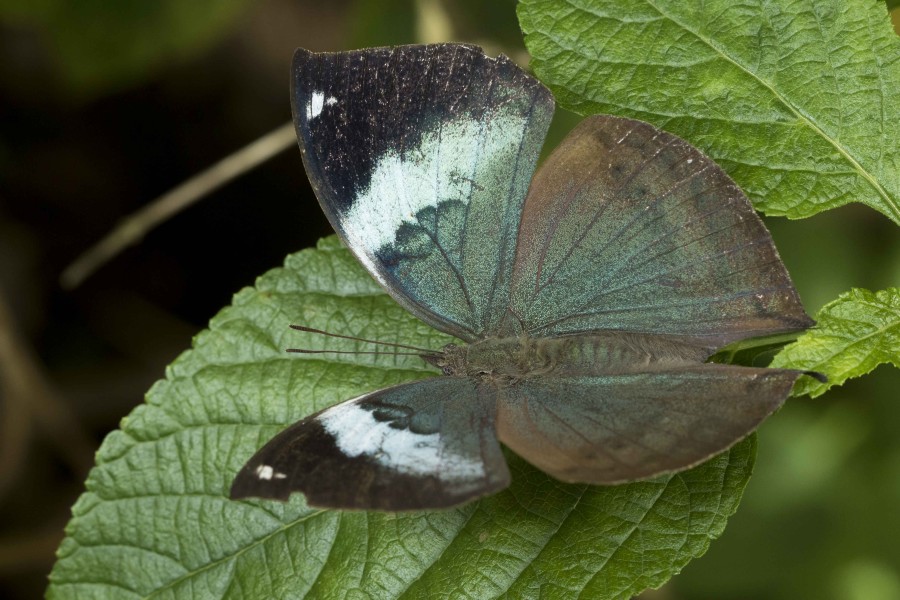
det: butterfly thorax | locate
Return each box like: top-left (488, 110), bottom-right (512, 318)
top-left (428, 332), bottom-right (709, 385)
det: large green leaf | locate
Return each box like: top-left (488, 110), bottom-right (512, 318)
top-left (771, 288), bottom-right (900, 398)
top-left (48, 238), bottom-right (756, 599)
top-left (518, 0), bottom-right (900, 224)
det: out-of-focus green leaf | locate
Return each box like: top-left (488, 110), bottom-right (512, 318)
top-left (350, 0), bottom-right (417, 48)
top-left (669, 365), bottom-right (900, 600)
top-left (517, 0), bottom-right (900, 224)
top-left (771, 288), bottom-right (900, 398)
top-left (0, 0), bottom-right (250, 95)
top-left (449, 0), bottom-right (524, 49)
top-left (48, 237), bottom-right (756, 599)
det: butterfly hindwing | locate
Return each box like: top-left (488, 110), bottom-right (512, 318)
top-left (230, 377), bottom-right (509, 510)
top-left (292, 45), bottom-right (554, 341)
top-left (496, 364), bottom-right (802, 484)
top-left (508, 115), bottom-right (813, 348)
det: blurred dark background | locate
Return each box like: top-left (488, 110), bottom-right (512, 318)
top-left (0, 1), bottom-right (898, 598)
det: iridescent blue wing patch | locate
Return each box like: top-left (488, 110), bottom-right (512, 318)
top-left (292, 45), bottom-right (554, 341)
top-left (231, 377), bottom-right (508, 510)
top-left (508, 116), bottom-right (813, 349)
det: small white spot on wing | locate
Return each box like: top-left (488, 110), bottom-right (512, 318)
top-left (254, 464), bottom-right (287, 481)
top-left (306, 92), bottom-right (337, 121)
top-left (306, 91), bottom-right (324, 120)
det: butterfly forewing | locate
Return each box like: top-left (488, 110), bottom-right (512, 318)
top-left (230, 377), bottom-right (509, 510)
top-left (496, 365), bottom-right (803, 484)
top-left (292, 45), bottom-right (554, 341)
top-left (509, 115), bottom-right (813, 349)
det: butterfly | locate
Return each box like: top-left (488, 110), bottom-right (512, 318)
top-left (230, 44), bottom-right (815, 511)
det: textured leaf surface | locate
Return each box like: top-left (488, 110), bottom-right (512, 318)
top-left (518, 0), bottom-right (900, 224)
top-left (48, 238), bottom-right (756, 599)
top-left (771, 288), bottom-right (900, 398)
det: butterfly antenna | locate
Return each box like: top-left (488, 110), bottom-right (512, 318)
top-left (286, 349), bottom-right (427, 356)
top-left (288, 324), bottom-right (435, 353)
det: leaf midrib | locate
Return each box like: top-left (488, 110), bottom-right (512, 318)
top-left (638, 0), bottom-right (899, 222)
top-left (142, 508), bottom-right (329, 599)
top-left (790, 309), bottom-right (900, 370)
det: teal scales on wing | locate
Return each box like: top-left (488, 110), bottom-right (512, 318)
top-left (230, 44), bottom-right (815, 510)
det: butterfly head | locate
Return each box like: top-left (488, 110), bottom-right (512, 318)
top-left (420, 343), bottom-right (468, 376)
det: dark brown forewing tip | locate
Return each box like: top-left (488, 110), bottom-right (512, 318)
top-left (798, 314), bottom-right (817, 330)
top-left (803, 370), bottom-right (828, 384)
top-left (292, 47), bottom-right (313, 65)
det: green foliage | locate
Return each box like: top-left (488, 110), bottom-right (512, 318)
top-left (0, 0), bottom-right (251, 95)
top-left (518, 0), bottom-right (900, 225)
top-left (47, 238), bottom-right (756, 599)
top-left (670, 365), bottom-right (900, 600)
top-left (771, 288), bottom-right (900, 398)
top-left (43, 1), bottom-right (900, 596)
top-left (350, 0), bottom-right (418, 48)
top-left (449, 0), bottom-right (524, 49)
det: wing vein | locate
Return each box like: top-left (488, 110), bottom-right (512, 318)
top-left (534, 128), bottom-right (676, 295)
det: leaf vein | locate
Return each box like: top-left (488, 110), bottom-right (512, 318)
top-left (641, 0), bottom-right (899, 222)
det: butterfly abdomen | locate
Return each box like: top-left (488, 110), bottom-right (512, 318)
top-left (458, 332), bottom-right (708, 382)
